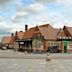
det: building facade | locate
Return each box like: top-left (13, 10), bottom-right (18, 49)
top-left (2, 24), bottom-right (72, 53)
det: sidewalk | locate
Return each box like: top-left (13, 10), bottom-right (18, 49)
top-left (0, 49), bottom-right (46, 59)
top-left (0, 49), bottom-right (72, 59)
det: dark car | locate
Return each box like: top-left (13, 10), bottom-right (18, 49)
top-left (0, 43), bottom-right (7, 50)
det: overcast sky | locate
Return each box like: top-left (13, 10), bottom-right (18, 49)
top-left (0, 0), bottom-right (72, 41)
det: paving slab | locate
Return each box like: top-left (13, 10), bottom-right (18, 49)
top-left (46, 59), bottom-right (72, 72)
top-left (0, 59), bottom-right (46, 72)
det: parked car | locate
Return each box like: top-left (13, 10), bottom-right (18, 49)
top-left (2, 46), bottom-right (7, 50)
top-left (0, 43), bottom-right (7, 50)
top-left (0, 43), bottom-right (3, 49)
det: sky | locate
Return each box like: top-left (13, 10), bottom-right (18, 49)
top-left (0, 0), bottom-right (72, 41)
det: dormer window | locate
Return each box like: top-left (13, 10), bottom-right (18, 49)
top-left (66, 37), bottom-right (68, 39)
top-left (59, 37), bottom-right (62, 39)
top-left (63, 37), bottom-right (66, 39)
top-left (69, 37), bottom-right (72, 39)
top-left (58, 36), bottom-right (61, 39)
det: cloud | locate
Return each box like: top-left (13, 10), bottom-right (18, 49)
top-left (24, 3), bottom-right (45, 13)
top-left (23, 11), bottom-right (66, 28)
top-left (35, 0), bottom-right (57, 4)
top-left (0, 0), bottom-right (11, 4)
top-left (0, 23), bottom-right (12, 38)
top-left (11, 3), bottom-right (46, 23)
top-left (0, 16), bottom-right (5, 22)
top-left (36, 0), bottom-right (72, 6)
top-left (57, 0), bottom-right (72, 7)
top-left (0, 16), bottom-right (24, 36)
top-left (12, 11), bottom-right (29, 23)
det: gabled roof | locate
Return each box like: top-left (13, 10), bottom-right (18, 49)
top-left (23, 24), bottom-right (60, 40)
top-left (38, 26), bottom-right (60, 40)
top-left (57, 30), bottom-right (67, 39)
top-left (23, 28), bottom-right (36, 39)
top-left (23, 24), bottom-right (49, 40)
top-left (17, 31), bottom-right (24, 40)
top-left (2, 36), bottom-right (11, 44)
top-left (10, 36), bottom-right (18, 43)
top-left (64, 26), bottom-right (72, 36)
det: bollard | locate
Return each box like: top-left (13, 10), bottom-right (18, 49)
top-left (46, 52), bottom-right (51, 61)
top-left (24, 51), bottom-right (28, 54)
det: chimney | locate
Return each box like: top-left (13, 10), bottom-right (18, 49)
top-left (11, 33), bottom-right (14, 37)
top-left (25, 24), bottom-right (28, 31)
top-left (15, 31), bottom-right (17, 35)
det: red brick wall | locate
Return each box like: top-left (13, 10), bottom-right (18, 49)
top-left (44, 41), bottom-right (48, 51)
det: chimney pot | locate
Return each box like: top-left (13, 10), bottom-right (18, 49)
top-left (25, 24), bottom-right (28, 31)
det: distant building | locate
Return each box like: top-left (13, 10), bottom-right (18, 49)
top-left (2, 36), bottom-right (13, 49)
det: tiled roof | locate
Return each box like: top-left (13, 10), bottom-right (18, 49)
top-left (2, 36), bottom-right (11, 44)
top-left (38, 26), bottom-right (60, 40)
top-left (2, 24), bottom-right (72, 43)
top-left (17, 31), bottom-right (24, 40)
top-left (57, 30), bottom-right (67, 39)
top-left (2, 36), bottom-right (17, 44)
top-left (23, 24), bottom-right (60, 40)
top-left (65, 26), bottom-right (72, 36)
top-left (23, 24), bottom-right (49, 40)
top-left (23, 28), bottom-right (36, 39)
top-left (10, 36), bottom-right (18, 43)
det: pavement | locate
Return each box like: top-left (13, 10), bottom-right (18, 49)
top-left (1, 58), bottom-right (72, 72)
top-left (0, 49), bottom-right (72, 72)
top-left (0, 49), bottom-right (72, 59)
top-left (46, 59), bottom-right (72, 72)
top-left (50, 53), bottom-right (72, 59)
top-left (0, 59), bottom-right (46, 72)
top-left (0, 49), bottom-right (46, 59)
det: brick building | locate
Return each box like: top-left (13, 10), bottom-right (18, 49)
top-left (2, 24), bottom-right (72, 53)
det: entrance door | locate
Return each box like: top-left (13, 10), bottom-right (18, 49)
top-left (63, 41), bottom-right (67, 53)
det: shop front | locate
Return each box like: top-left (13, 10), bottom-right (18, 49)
top-left (63, 41), bottom-right (72, 53)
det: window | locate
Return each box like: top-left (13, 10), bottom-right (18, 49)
top-left (20, 42), bottom-right (24, 44)
top-left (69, 37), bottom-right (72, 39)
top-left (54, 43), bottom-right (56, 46)
top-left (48, 42), bottom-right (58, 46)
top-left (66, 37), bottom-right (68, 39)
top-left (48, 43), bottom-right (50, 45)
top-left (51, 43), bottom-right (53, 45)
top-left (63, 37), bottom-right (66, 39)
top-left (59, 37), bottom-right (62, 39)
